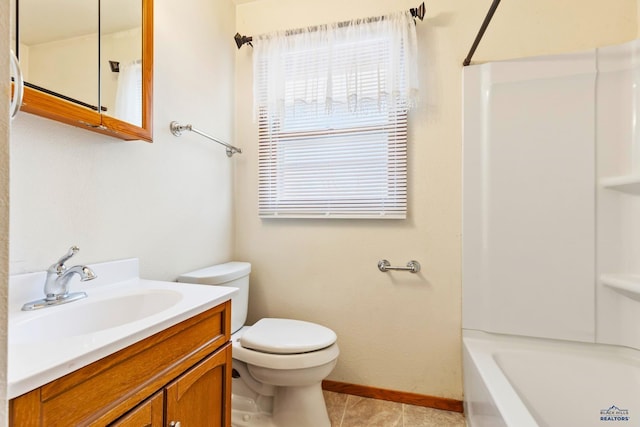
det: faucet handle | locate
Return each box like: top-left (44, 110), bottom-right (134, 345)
top-left (53, 246), bottom-right (80, 272)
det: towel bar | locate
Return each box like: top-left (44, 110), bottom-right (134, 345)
top-left (170, 121), bottom-right (242, 157)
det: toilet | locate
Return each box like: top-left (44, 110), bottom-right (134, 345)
top-left (178, 262), bottom-right (339, 427)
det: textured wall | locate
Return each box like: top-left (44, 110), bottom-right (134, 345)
top-left (233, 0), bottom-right (637, 399)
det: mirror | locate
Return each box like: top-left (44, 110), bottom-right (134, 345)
top-left (15, 0), bottom-right (153, 142)
top-left (18, 0), bottom-right (99, 110)
top-left (101, 0), bottom-right (142, 127)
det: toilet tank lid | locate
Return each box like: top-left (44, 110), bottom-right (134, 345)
top-left (240, 318), bottom-right (337, 354)
top-left (177, 262), bottom-right (251, 285)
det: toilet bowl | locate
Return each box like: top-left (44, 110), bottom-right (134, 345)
top-left (178, 262), bottom-right (339, 427)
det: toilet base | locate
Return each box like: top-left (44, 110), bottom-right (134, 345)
top-left (272, 384), bottom-right (331, 427)
top-left (231, 379), bottom-right (331, 427)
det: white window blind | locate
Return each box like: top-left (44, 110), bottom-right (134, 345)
top-left (254, 11), bottom-right (418, 219)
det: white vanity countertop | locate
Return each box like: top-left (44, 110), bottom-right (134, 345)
top-left (8, 258), bottom-right (237, 399)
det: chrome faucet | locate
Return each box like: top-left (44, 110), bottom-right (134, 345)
top-left (22, 246), bottom-right (97, 311)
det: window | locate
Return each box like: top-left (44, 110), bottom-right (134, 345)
top-left (254, 12), bottom-right (418, 219)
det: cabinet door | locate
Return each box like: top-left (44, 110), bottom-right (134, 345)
top-left (110, 392), bottom-right (163, 427)
top-left (165, 343), bottom-right (232, 427)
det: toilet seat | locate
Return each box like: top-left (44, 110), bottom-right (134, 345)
top-left (232, 323), bottom-right (340, 370)
top-left (240, 318), bottom-right (337, 354)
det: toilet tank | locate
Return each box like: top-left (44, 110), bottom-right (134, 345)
top-left (177, 262), bottom-right (251, 334)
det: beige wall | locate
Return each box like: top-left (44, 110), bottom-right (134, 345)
top-left (234, 0), bottom-right (637, 399)
top-left (9, 0), bottom-right (237, 280)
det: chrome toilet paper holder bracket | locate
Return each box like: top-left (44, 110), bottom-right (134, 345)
top-left (377, 260), bottom-right (421, 273)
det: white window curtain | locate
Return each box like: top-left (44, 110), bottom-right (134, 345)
top-left (254, 11), bottom-right (418, 219)
top-left (253, 11), bottom-right (419, 120)
top-left (114, 60), bottom-right (142, 127)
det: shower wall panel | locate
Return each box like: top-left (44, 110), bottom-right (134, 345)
top-left (463, 51), bottom-right (597, 342)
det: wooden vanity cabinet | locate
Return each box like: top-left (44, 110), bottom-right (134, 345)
top-left (9, 300), bottom-right (232, 427)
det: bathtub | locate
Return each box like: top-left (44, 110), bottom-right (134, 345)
top-left (463, 330), bottom-right (640, 427)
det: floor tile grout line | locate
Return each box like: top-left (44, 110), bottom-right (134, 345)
top-left (338, 394), bottom-right (349, 427)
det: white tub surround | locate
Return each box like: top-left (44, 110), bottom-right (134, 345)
top-left (597, 39), bottom-right (640, 353)
top-left (8, 258), bottom-right (237, 399)
top-left (463, 38), bottom-right (640, 427)
top-left (463, 48), bottom-right (596, 342)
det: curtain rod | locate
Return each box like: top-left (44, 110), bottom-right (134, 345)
top-left (233, 2), bottom-right (426, 49)
top-left (170, 121), bottom-right (242, 157)
top-left (463, 0), bottom-right (501, 66)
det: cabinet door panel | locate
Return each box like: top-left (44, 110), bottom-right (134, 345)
top-left (110, 392), bottom-right (163, 427)
top-left (165, 344), bottom-right (232, 427)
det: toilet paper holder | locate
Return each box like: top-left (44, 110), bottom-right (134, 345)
top-left (377, 259), bottom-right (421, 273)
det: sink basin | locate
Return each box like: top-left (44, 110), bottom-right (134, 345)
top-left (10, 289), bottom-right (182, 344)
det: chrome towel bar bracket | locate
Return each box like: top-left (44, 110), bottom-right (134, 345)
top-left (378, 259), bottom-right (421, 273)
top-left (170, 121), bottom-right (242, 157)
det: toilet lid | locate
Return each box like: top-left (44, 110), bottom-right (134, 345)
top-left (239, 318), bottom-right (337, 354)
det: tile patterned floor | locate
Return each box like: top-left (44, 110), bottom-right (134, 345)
top-left (323, 391), bottom-right (466, 427)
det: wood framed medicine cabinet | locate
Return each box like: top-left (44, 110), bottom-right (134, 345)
top-left (15, 0), bottom-right (153, 142)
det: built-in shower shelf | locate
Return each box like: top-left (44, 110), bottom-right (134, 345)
top-left (601, 274), bottom-right (640, 302)
top-left (600, 175), bottom-right (640, 194)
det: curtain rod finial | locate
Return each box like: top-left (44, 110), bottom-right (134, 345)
top-left (234, 33), bottom-right (253, 49)
top-left (411, 2), bottom-right (426, 21)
